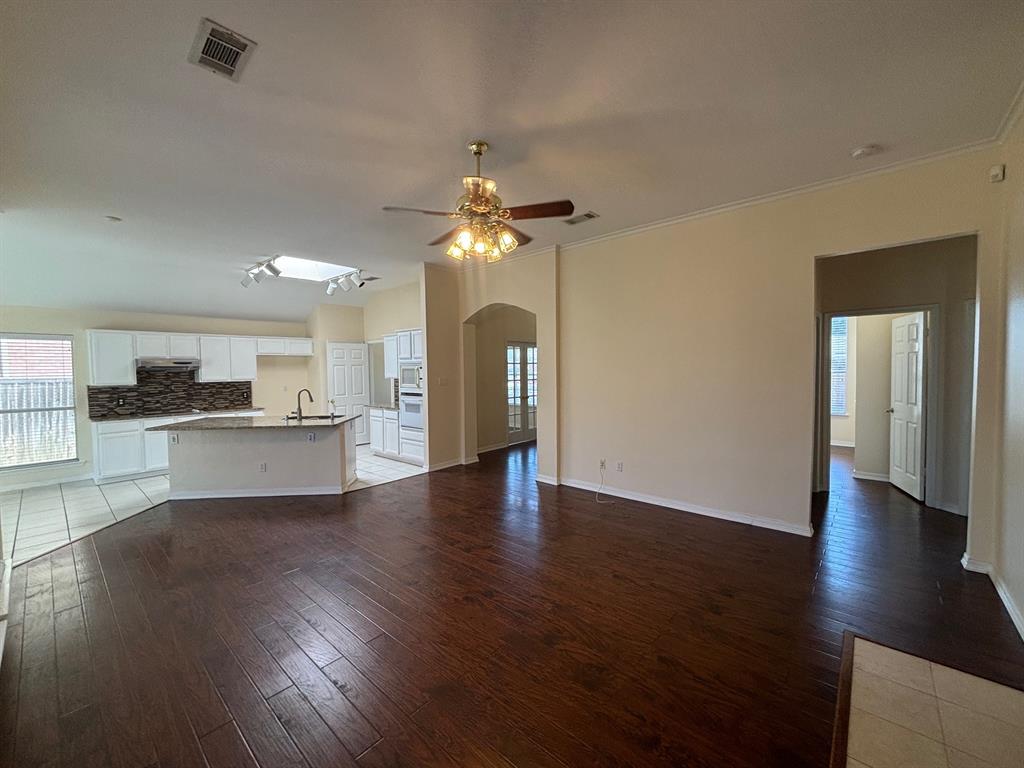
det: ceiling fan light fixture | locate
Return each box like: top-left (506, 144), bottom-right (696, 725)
top-left (486, 248), bottom-right (502, 263)
top-left (498, 227), bottom-right (518, 254)
top-left (446, 243), bottom-right (465, 261)
top-left (456, 228), bottom-right (474, 250)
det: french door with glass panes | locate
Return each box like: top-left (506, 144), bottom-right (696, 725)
top-left (506, 342), bottom-right (537, 444)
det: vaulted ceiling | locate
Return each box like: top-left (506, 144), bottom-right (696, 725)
top-left (2, 0), bottom-right (1022, 320)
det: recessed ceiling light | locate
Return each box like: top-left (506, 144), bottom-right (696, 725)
top-left (850, 144), bottom-right (883, 160)
top-left (270, 255), bottom-right (358, 282)
top-left (105, 215), bottom-right (123, 222)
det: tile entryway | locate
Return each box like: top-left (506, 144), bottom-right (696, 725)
top-left (350, 444), bottom-right (426, 490)
top-left (846, 638), bottom-right (1024, 767)
top-left (1, 475), bottom-right (169, 564)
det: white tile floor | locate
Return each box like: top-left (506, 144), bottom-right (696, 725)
top-left (1, 448), bottom-right (423, 564)
top-left (1, 474), bottom-right (169, 564)
top-left (349, 444), bottom-right (426, 490)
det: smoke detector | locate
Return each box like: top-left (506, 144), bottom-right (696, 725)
top-left (188, 18), bottom-right (256, 82)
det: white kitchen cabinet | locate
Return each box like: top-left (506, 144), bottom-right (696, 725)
top-left (229, 336), bottom-right (258, 380)
top-left (369, 409), bottom-right (384, 452)
top-left (383, 410), bottom-right (399, 455)
top-left (168, 334), bottom-right (200, 358)
top-left (399, 426), bottom-right (424, 464)
top-left (397, 331), bottom-right (413, 362)
top-left (198, 336), bottom-right (232, 381)
top-left (134, 332), bottom-right (169, 359)
top-left (411, 329), bottom-right (424, 360)
top-left (257, 337), bottom-right (287, 355)
top-left (286, 338), bottom-right (314, 356)
top-left (383, 335), bottom-right (399, 379)
top-left (94, 420), bottom-right (144, 478)
top-left (142, 417), bottom-right (174, 470)
top-left (88, 331), bottom-right (137, 385)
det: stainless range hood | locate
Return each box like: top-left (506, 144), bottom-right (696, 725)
top-left (136, 357), bottom-right (201, 371)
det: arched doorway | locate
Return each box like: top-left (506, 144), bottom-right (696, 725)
top-left (462, 303), bottom-right (538, 466)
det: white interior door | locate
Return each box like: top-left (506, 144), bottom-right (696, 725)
top-left (326, 342), bottom-right (370, 445)
top-left (889, 312), bottom-right (926, 499)
top-left (506, 342), bottom-right (537, 444)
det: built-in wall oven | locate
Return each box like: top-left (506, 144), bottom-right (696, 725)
top-left (399, 363), bottom-right (423, 392)
top-left (399, 392), bottom-right (423, 429)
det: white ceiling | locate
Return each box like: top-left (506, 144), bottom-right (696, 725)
top-left (2, 0), bottom-right (1022, 321)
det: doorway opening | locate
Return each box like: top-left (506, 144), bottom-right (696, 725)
top-left (813, 235), bottom-right (978, 530)
top-left (462, 303), bottom-right (538, 463)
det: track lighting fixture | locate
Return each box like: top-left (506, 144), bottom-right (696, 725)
top-left (240, 270), bottom-right (255, 288)
top-left (251, 268), bottom-right (266, 284)
top-left (339, 275), bottom-right (355, 292)
top-left (263, 259), bottom-right (282, 277)
top-left (325, 279), bottom-right (339, 296)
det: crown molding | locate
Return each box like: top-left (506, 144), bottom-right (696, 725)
top-left (997, 78), bottom-right (1024, 143)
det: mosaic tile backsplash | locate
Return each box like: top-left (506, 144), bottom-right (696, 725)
top-left (88, 368), bottom-right (252, 420)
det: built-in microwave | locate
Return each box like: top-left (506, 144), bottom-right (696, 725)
top-left (399, 363), bottom-right (423, 391)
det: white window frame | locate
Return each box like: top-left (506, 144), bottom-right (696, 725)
top-left (830, 317), bottom-right (849, 417)
top-left (0, 332), bottom-right (78, 471)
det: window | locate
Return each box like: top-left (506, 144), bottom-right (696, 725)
top-left (830, 317), bottom-right (848, 416)
top-left (0, 334), bottom-right (77, 469)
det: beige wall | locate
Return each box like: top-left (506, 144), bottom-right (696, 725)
top-left (252, 356), bottom-right (313, 418)
top-left (363, 282), bottom-right (421, 341)
top-left (817, 237), bottom-right (977, 513)
top-left (852, 313), bottom-right (904, 479)
top-left (830, 317), bottom-right (858, 446)
top-left (996, 112), bottom-right (1024, 636)
top-left (423, 264), bottom-right (462, 468)
top-left (0, 304), bottom-right (307, 489)
top-left (423, 138), bottom-right (1014, 543)
top-left (305, 304), bottom-right (364, 404)
top-left (469, 304), bottom-right (537, 450)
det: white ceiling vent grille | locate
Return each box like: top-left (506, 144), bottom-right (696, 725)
top-left (188, 18), bottom-right (256, 82)
top-left (565, 211), bottom-right (600, 225)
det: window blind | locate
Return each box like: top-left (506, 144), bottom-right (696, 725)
top-left (0, 334), bottom-right (77, 469)
top-left (830, 317), bottom-right (848, 416)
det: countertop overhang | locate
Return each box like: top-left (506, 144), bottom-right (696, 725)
top-left (145, 415), bottom-right (359, 431)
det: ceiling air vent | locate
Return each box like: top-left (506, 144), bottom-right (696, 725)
top-left (188, 18), bottom-right (256, 82)
top-left (564, 211), bottom-right (600, 225)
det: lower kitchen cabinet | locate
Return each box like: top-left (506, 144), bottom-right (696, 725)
top-left (369, 410), bottom-right (384, 452)
top-left (383, 411), bottom-right (400, 455)
top-left (367, 407), bottom-right (422, 465)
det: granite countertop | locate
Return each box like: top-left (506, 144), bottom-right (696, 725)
top-left (92, 406), bottom-right (264, 423)
top-left (146, 414), bottom-right (359, 431)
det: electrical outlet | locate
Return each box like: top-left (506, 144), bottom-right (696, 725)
top-left (307, 432), bottom-right (316, 443)
top-left (170, 434), bottom-right (179, 445)
top-left (258, 462), bottom-right (267, 473)
top-left (616, 461), bottom-right (624, 472)
top-left (117, 396), bottom-right (126, 406)
top-left (599, 458), bottom-right (606, 470)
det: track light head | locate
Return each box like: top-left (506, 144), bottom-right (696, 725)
top-left (339, 275), bottom-right (354, 292)
top-left (350, 272), bottom-right (366, 288)
top-left (251, 268), bottom-right (266, 284)
top-left (240, 271), bottom-right (254, 288)
top-left (326, 280), bottom-right (338, 296)
top-left (263, 260), bottom-right (282, 277)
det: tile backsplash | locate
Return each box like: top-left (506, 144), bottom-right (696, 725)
top-left (88, 368), bottom-right (252, 420)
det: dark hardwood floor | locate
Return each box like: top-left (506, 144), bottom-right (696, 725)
top-left (2, 444), bottom-right (1022, 767)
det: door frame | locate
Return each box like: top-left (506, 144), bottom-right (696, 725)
top-left (324, 341), bottom-right (371, 445)
top-left (813, 304), bottom-right (943, 509)
top-left (505, 340), bottom-right (538, 445)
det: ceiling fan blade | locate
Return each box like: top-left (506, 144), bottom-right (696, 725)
top-left (501, 223), bottom-right (533, 246)
top-left (504, 200), bottom-right (575, 220)
top-left (428, 225), bottom-right (466, 246)
top-left (383, 206), bottom-right (456, 217)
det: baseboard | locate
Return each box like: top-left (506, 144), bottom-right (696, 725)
top-left (477, 442), bottom-right (509, 454)
top-left (852, 471), bottom-right (889, 482)
top-left (462, 455), bottom-right (479, 465)
top-left (830, 440), bottom-right (855, 448)
top-left (4, 470), bottom-right (93, 492)
top-left (993, 574), bottom-right (1024, 642)
top-left (96, 468), bottom-right (168, 486)
top-left (169, 486), bottom-right (343, 500)
top-left (560, 478), bottom-right (813, 537)
top-left (932, 500), bottom-right (962, 516)
top-left (535, 474), bottom-right (559, 486)
top-left (961, 553), bottom-right (993, 574)
top-left (428, 458), bottom-right (463, 472)
top-left (0, 557), bottom-right (10, 624)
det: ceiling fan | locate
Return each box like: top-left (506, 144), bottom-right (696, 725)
top-left (383, 140), bottom-right (574, 263)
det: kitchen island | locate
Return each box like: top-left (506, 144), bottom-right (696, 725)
top-left (146, 415), bottom-right (359, 499)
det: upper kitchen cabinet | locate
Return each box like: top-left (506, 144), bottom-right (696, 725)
top-left (257, 336), bottom-right (314, 356)
top-left (384, 334), bottom-right (399, 378)
top-left (411, 329), bottom-right (424, 360)
top-left (197, 335), bottom-right (231, 381)
top-left (229, 336), bottom-right (258, 380)
top-left (397, 331), bottom-right (413, 361)
top-left (134, 332), bottom-right (169, 359)
top-left (168, 334), bottom-right (199, 358)
top-left (88, 330), bottom-right (136, 385)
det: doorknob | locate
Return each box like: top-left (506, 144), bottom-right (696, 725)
top-left (884, 408), bottom-right (894, 414)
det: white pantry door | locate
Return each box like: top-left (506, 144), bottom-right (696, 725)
top-left (889, 312), bottom-right (925, 499)
top-left (326, 342), bottom-right (370, 445)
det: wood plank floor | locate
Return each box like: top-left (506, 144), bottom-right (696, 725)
top-left (2, 444), bottom-right (1022, 767)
